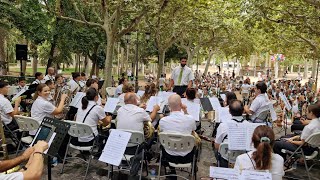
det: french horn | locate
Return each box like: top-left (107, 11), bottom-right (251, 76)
top-left (54, 85), bottom-right (72, 119)
top-left (143, 121), bottom-right (155, 139)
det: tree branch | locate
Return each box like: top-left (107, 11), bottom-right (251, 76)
top-left (57, 15), bottom-right (103, 29)
top-left (302, 0), bottom-right (320, 8)
top-left (117, 8), bottom-right (148, 38)
top-left (295, 34), bottom-right (318, 51)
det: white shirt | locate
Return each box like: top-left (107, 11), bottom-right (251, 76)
top-left (301, 118), bottom-right (320, 141)
top-left (159, 111), bottom-right (196, 156)
top-left (115, 84), bottom-right (123, 97)
top-left (241, 84), bottom-right (251, 93)
top-left (250, 94), bottom-right (270, 120)
top-left (171, 66), bottom-right (194, 86)
top-left (0, 172), bottom-right (23, 180)
top-left (32, 79), bottom-right (41, 85)
top-left (159, 78), bottom-right (165, 86)
top-left (76, 101), bottom-right (106, 142)
top-left (215, 116), bottom-right (249, 145)
top-left (43, 74), bottom-right (55, 82)
top-left (118, 93), bottom-right (125, 106)
top-left (234, 151), bottom-right (284, 180)
top-left (68, 79), bottom-right (80, 93)
top-left (117, 104), bottom-right (151, 133)
top-left (30, 96), bottom-right (55, 135)
top-left (0, 94), bottom-right (13, 125)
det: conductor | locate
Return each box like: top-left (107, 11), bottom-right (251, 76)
top-left (168, 57), bottom-right (194, 97)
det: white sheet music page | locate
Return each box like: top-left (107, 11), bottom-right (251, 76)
top-left (210, 166), bottom-right (239, 180)
top-left (228, 123), bottom-right (247, 150)
top-left (146, 96), bottom-right (164, 113)
top-left (136, 90), bottom-right (145, 97)
top-left (219, 107), bottom-right (232, 123)
top-left (268, 102), bottom-right (277, 121)
top-left (69, 92), bottom-right (85, 107)
top-left (245, 123), bottom-right (264, 150)
top-left (11, 89), bottom-right (26, 102)
top-left (99, 129), bottom-right (131, 166)
top-left (209, 97), bottom-right (221, 111)
top-left (182, 99), bottom-right (200, 121)
top-left (104, 97), bottom-right (120, 113)
top-left (240, 170), bottom-right (272, 180)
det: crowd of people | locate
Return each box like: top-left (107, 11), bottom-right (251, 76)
top-left (0, 58), bottom-right (320, 179)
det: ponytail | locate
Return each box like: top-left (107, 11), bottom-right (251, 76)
top-left (82, 96), bottom-right (89, 110)
top-left (251, 125), bottom-right (275, 170)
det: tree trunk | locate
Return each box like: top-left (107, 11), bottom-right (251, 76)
top-left (0, 27), bottom-right (7, 75)
top-left (31, 44), bottom-right (38, 75)
top-left (84, 55), bottom-right (89, 75)
top-left (303, 57), bottom-right (308, 79)
top-left (157, 50), bottom-right (165, 79)
top-left (46, 36), bottom-right (57, 75)
top-left (275, 61), bottom-right (279, 78)
top-left (102, 36), bottom-right (115, 97)
top-left (187, 49), bottom-right (192, 67)
top-left (204, 50), bottom-right (214, 75)
top-left (311, 59), bottom-right (317, 78)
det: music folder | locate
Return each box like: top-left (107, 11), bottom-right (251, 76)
top-left (21, 84), bottom-right (38, 99)
top-left (200, 98), bottom-right (213, 111)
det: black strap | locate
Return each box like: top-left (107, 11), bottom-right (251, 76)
top-left (232, 118), bottom-right (245, 123)
top-left (82, 105), bottom-right (97, 123)
top-left (246, 152), bottom-right (256, 170)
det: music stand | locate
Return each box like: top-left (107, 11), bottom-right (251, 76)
top-left (98, 80), bottom-right (105, 90)
top-left (22, 84), bottom-right (38, 99)
top-left (35, 117), bottom-right (71, 180)
top-left (200, 98), bottom-right (214, 111)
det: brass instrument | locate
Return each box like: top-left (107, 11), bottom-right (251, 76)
top-left (0, 117), bottom-right (9, 160)
top-left (192, 131), bottom-right (202, 147)
top-left (55, 85), bottom-right (73, 119)
top-left (143, 121), bottom-right (155, 139)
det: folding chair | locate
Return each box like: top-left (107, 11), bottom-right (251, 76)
top-left (282, 132), bottom-right (320, 180)
top-left (158, 132), bottom-right (197, 180)
top-left (2, 121), bottom-right (20, 146)
top-left (14, 115), bottom-right (40, 156)
top-left (61, 120), bottom-right (99, 180)
top-left (107, 129), bottom-right (146, 180)
top-left (106, 87), bottom-right (116, 97)
top-left (252, 109), bottom-right (270, 125)
top-left (218, 142), bottom-right (246, 167)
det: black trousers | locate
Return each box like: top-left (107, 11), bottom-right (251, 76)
top-left (173, 86), bottom-right (187, 97)
top-left (291, 120), bottom-right (305, 132)
top-left (273, 140), bottom-right (317, 161)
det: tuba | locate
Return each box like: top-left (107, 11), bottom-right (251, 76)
top-left (143, 121), bottom-right (155, 139)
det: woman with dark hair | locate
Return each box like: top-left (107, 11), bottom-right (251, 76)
top-left (72, 88), bottom-right (111, 146)
top-left (224, 92), bottom-right (237, 107)
top-left (273, 103), bottom-right (320, 163)
top-left (32, 72), bottom-right (44, 84)
top-left (234, 125), bottom-right (284, 180)
top-left (85, 78), bottom-right (105, 106)
top-left (31, 84), bottom-right (67, 135)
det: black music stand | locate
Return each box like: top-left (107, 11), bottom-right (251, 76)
top-left (98, 80), bottom-right (105, 90)
top-left (200, 98), bottom-right (213, 111)
top-left (36, 117), bottom-right (70, 180)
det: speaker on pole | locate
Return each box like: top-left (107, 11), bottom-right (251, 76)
top-left (16, 44), bottom-right (28, 77)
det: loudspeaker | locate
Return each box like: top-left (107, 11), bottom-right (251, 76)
top-left (16, 44), bottom-right (28, 60)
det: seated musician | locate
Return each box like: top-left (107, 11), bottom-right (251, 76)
top-left (185, 88), bottom-right (201, 131)
top-left (115, 78), bottom-right (128, 97)
top-left (45, 80), bottom-right (56, 105)
top-left (32, 72), bottom-right (44, 84)
top-left (43, 67), bottom-right (55, 82)
top-left (214, 100), bottom-right (249, 167)
top-left (273, 103), bottom-right (320, 166)
top-left (234, 125), bottom-right (284, 180)
top-left (85, 78), bottom-right (105, 106)
top-left (30, 84), bottom-right (67, 135)
top-left (118, 84), bottom-right (137, 106)
top-left (0, 81), bottom-right (22, 133)
top-left (71, 88), bottom-right (111, 146)
top-left (140, 83), bottom-right (157, 104)
top-left (159, 94), bottom-right (196, 179)
top-left (68, 72), bottom-right (82, 93)
top-left (244, 82), bottom-right (270, 122)
top-left (16, 77), bottom-right (28, 93)
top-left (0, 141), bottom-right (48, 180)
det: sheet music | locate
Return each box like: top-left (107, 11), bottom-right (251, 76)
top-left (136, 90), bottom-right (145, 97)
top-left (146, 96), bottom-right (164, 113)
top-left (220, 94), bottom-right (226, 101)
top-left (69, 92), bottom-right (85, 107)
top-left (210, 166), bottom-right (239, 180)
top-left (181, 99), bottom-right (200, 121)
top-left (11, 89), bottom-right (26, 102)
top-left (228, 123), bottom-right (264, 151)
top-left (279, 92), bottom-right (292, 110)
top-left (218, 107), bottom-right (232, 123)
top-left (268, 102), bottom-right (277, 122)
top-left (44, 132), bottom-right (56, 154)
top-left (157, 91), bottom-right (175, 101)
top-left (240, 170), bottom-right (272, 180)
top-left (99, 129), bottom-right (131, 166)
top-left (209, 97), bottom-right (221, 111)
top-left (104, 98), bottom-right (120, 113)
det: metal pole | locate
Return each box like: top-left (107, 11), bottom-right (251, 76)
top-left (135, 33), bottom-right (139, 92)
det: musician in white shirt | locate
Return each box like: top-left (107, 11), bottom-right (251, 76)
top-left (68, 72), bottom-right (82, 93)
top-left (168, 57), bottom-right (194, 97)
top-left (43, 67), bottom-right (55, 82)
top-left (117, 92), bottom-right (159, 134)
top-left (16, 77), bottom-right (28, 93)
top-left (71, 88), bottom-right (110, 146)
top-left (115, 78), bottom-right (127, 97)
top-left (30, 84), bottom-right (67, 135)
top-left (0, 81), bottom-right (22, 133)
top-left (32, 72), bottom-right (44, 84)
top-left (244, 82), bottom-right (270, 121)
top-left (234, 125), bottom-right (284, 180)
